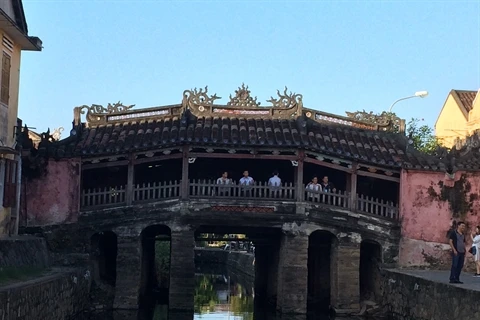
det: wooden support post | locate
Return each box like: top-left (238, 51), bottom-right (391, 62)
top-left (295, 150), bottom-right (305, 202)
top-left (126, 154), bottom-right (135, 205)
top-left (181, 146), bottom-right (189, 200)
top-left (349, 162), bottom-right (358, 210)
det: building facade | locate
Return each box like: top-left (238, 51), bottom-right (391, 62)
top-left (0, 0), bottom-right (42, 237)
top-left (435, 89), bottom-right (480, 148)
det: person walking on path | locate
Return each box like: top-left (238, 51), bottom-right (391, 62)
top-left (449, 221), bottom-right (466, 284)
top-left (470, 226), bottom-right (480, 277)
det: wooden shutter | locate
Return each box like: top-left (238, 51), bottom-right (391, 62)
top-left (1, 52), bottom-right (11, 105)
top-left (3, 159), bottom-right (16, 207)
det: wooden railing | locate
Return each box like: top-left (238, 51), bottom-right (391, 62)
top-left (134, 181), bottom-right (181, 203)
top-left (356, 194), bottom-right (398, 219)
top-left (304, 189), bottom-right (350, 208)
top-left (190, 180), bottom-right (296, 200)
top-left (80, 180), bottom-right (398, 219)
top-left (81, 186), bottom-right (127, 208)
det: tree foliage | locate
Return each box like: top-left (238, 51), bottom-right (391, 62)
top-left (351, 110), bottom-right (442, 155)
top-left (406, 118), bottom-right (442, 155)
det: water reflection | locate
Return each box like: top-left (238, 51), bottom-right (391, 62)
top-left (193, 267), bottom-right (254, 320)
top-left (73, 265), bottom-right (390, 320)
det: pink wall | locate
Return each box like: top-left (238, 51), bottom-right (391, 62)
top-left (399, 169), bottom-right (480, 268)
top-left (21, 158), bottom-right (80, 226)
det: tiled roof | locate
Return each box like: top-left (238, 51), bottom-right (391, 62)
top-left (453, 90), bottom-right (477, 113)
top-left (43, 111), bottom-right (440, 170)
top-left (27, 85), bottom-right (443, 170)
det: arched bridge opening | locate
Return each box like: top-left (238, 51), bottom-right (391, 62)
top-left (140, 224), bottom-right (171, 307)
top-left (307, 230), bottom-right (338, 313)
top-left (360, 240), bottom-right (383, 302)
top-left (90, 231), bottom-right (118, 308)
top-left (90, 231), bottom-right (118, 286)
top-left (194, 225), bottom-right (282, 312)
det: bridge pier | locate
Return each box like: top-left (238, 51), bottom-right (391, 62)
top-left (254, 242), bottom-right (280, 309)
top-left (332, 240), bottom-right (361, 313)
top-left (276, 232), bottom-right (309, 314)
top-left (169, 228), bottom-right (195, 311)
top-left (113, 235), bottom-right (141, 309)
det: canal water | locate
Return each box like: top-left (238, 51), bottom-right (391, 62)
top-left (73, 264), bottom-right (392, 320)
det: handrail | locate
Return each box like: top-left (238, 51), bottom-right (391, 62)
top-left (80, 180), bottom-right (398, 219)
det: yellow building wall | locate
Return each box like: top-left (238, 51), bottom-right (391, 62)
top-left (435, 94), bottom-right (468, 148)
top-left (467, 91), bottom-right (480, 134)
top-left (0, 29), bottom-right (22, 237)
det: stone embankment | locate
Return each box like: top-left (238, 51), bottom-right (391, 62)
top-left (194, 247), bottom-right (255, 277)
top-left (382, 269), bottom-right (480, 320)
top-left (0, 268), bottom-right (91, 320)
top-left (0, 236), bottom-right (51, 268)
top-left (0, 236), bottom-right (91, 320)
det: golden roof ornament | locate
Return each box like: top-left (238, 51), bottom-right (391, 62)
top-left (74, 101), bottom-right (135, 125)
top-left (227, 84), bottom-right (260, 108)
top-left (182, 86), bottom-right (221, 109)
top-left (267, 87), bottom-right (303, 109)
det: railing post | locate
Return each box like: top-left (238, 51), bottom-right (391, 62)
top-left (181, 145), bottom-right (189, 200)
top-left (349, 162), bottom-right (358, 210)
top-left (295, 150), bottom-right (305, 202)
top-left (126, 154), bottom-right (135, 205)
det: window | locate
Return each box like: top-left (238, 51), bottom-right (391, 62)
top-left (2, 158), bottom-right (17, 207)
top-left (1, 52), bottom-right (11, 105)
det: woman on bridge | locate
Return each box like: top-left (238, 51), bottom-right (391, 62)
top-left (470, 226), bottom-right (480, 277)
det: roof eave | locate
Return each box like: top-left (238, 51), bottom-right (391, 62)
top-left (0, 9), bottom-right (42, 51)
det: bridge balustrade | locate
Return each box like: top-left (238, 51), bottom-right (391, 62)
top-left (80, 180), bottom-right (398, 219)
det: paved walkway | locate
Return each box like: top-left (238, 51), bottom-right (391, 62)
top-left (392, 269), bottom-right (480, 292)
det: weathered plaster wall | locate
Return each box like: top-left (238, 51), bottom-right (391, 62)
top-left (21, 159), bottom-right (80, 226)
top-left (0, 268), bottom-right (91, 320)
top-left (382, 270), bottom-right (480, 320)
top-left (400, 170), bottom-right (480, 268)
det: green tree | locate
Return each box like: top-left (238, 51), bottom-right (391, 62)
top-left (350, 110), bottom-right (443, 155)
top-left (406, 118), bottom-right (442, 155)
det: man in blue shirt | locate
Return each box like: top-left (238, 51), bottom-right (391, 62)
top-left (449, 221), bottom-right (466, 284)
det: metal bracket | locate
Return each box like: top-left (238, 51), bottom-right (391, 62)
top-left (188, 157), bottom-right (196, 164)
top-left (291, 160), bottom-right (298, 167)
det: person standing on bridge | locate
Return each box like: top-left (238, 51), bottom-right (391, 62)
top-left (449, 221), bottom-right (466, 284)
top-left (239, 170), bottom-right (254, 197)
top-left (306, 176), bottom-right (321, 201)
top-left (470, 226), bottom-right (480, 277)
top-left (320, 176), bottom-right (336, 193)
top-left (239, 171), bottom-right (254, 185)
top-left (216, 171), bottom-right (232, 196)
top-left (268, 171), bottom-right (281, 198)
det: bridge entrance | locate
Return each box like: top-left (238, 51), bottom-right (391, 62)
top-left (307, 230), bottom-right (338, 312)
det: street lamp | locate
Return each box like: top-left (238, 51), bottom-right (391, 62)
top-left (389, 91), bottom-right (429, 112)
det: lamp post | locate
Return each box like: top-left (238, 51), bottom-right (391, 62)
top-left (389, 91), bottom-right (429, 112)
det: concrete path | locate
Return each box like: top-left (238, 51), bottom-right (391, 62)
top-left (392, 269), bottom-right (480, 292)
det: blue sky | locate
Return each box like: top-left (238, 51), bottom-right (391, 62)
top-left (19, 1), bottom-right (480, 135)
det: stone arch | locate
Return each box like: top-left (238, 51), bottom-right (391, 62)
top-left (140, 224), bottom-right (171, 305)
top-left (90, 231), bottom-right (118, 286)
top-left (359, 239), bottom-right (383, 302)
top-left (307, 229), bottom-right (338, 312)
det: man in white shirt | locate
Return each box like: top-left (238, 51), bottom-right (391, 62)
top-left (239, 170), bottom-right (254, 197)
top-left (216, 171), bottom-right (232, 196)
top-left (239, 170), bottom-right (254, 185)
top-left (268, 171), bottom-right (281, 186)
top-left (268, 171), bottom-right (282, 198)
